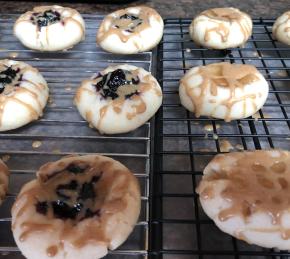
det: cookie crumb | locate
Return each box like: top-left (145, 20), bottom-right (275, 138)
top-left (65, 86), bottom-right (72, 91)
top-left (213, 133), bottom-right (219, 140)
top-left (8, 52), bottom-right (19, 58)
top-left (235, 144), bottom-right (244, 150)
top-left (32, 141), bottom-right (42, 148)
top-left (204, 123), bottom-right (220, 132)
top-left (185, 48), bottom-right (191, 53)
top-left (48, 97), bottom-right (53, 104)
top-left (220, 139), bottom-right (234, 152)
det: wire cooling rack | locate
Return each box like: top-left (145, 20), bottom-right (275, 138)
top-left (0, 13), bottom-right (290, 259)
top-left (0, 14), bottom-right (153, 259)
top-left (149, 18), bottom-right (290, 259)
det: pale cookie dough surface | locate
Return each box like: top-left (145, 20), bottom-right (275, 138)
top-left (190, 7), bottom-right (252, 49)
top-left (197, 150), bottom-right (290, 250)
top-left (97, 6), bottom-right (164, 54)
top-left (179, 62), bottom-right (269, 121)
top-left (0, 59), bottom-right (48, 131)
top-left (12, 154), bottom-right (141, 259)
top-left (14, 5), bottom-right (85, 51)
top-left (75, 64), bottom-right (162, 134)
top-left (273, 11), bottom-right (290, 46)
top-left (0, 159), bottom-right (9, 206)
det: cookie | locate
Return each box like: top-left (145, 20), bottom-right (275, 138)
top-left (197, 150), bottom-right (290, 250)
top-left (190, 8), bottom-right (252, 49)
top-left (14, 5), bottom-right (85, 51)
top-left (97, 6), bottom-right (163, 54)
top-left (0, 159), bottom-right (9, 205)
top-left (273, 11), bottom-right (290, 46)
top-left (75, 64), bottom-right (162, 134)
top-left (0, 59), bottom-right (48, 131)
top-left (12, 154), bottom-right (141, 259)
top-left (179, 62), bottom-right (269, 121)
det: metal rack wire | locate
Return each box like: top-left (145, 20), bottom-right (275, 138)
top-left (0, 14), bottom-right (152, 259)
top-left (150, 18), bottom-right (290, 259)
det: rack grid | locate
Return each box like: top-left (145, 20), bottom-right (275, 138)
top-left (150, 18), bottom-right (290, 259)
top-left (0, 14), bottom-right (152, 259)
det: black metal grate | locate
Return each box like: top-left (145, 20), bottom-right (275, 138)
top-left (150, 18), bottom-right (290, 259)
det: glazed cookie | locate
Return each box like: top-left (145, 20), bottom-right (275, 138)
top-left (0, 159), bottom-right (9, 206)
top-left (179, 62), bottom-right (269, 121)
top-left (97, 6), bottom-right (164, 54)
top-left (0, 60), bottom-right (48, 131)
top-left (14, 5), bottom-right (85, 51)
top-left (197, 150), bottom-right (290, 250)
top-left (75, 64), bottom-right (162, 134)
top-left (273, 11), bottom-right (290, 46)
top-left (12, 154), bottom-right (141, 259)
top-left (190, 8), bottom-right (252, 49)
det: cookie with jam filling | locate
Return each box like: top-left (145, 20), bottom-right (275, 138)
top-left (74, 64), bottom-right (162, 134)
top-left (14, 5), bottom-right (85, 51)
top-left (0, 59), bottom-right (48, 131)
top-left (97, 6), bottom-right (164, 54)
top-left (12, 154), bottom-right (141, 259)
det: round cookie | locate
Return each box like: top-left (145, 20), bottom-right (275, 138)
top-left (190, 7), bottom-right (252, 49)
top-left (97, 6), bottom-right (164, 54)
top-left (0, 59), bottom-right (49, 131)
top-left (12, 154), bottom-right (141, 259)
top-left (75, 64), bottom-right (162, 134)
top-left (14, 5), bottom-right (85, 51)
top-left (197, 150), bottom-right (290, 250)
top-left (179, 62), bottom-right (269, 121)
top-left (272, 11), bottom-right (290, 46)
top-left (0, 159), bottom-right (9, 206)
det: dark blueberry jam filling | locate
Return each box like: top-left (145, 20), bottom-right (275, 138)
top-left (35, 166), bottom-right (103, 220)
top-left (56, 180), bottom-right (78, 200)
top-left (31, 10), bottom-right (61, 28)
top-left (95, 69), bottom-right (140, 100)
top-left (116, 13), bottom-right (143, 33)
top-left (0, 66), bottom-right (20, 94)
top-left (67, 163), bottom-right (88, 174)
top-left (36, 201), bottom-right (48, 215)
top-left (120, 13), bottom-right (139, 20)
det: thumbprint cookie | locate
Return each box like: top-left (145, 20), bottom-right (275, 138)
top-left (97, 6), bottom-right (164, 54)
top-left (190, 8), bottom-right (252, 49)
top-left (197, 150), bottom-right (290, 250)
top-left (12, 154), bottom-right (141, 259)
top-left (75, 64), bottom-right (162, 134)
top-left (273, 11), bottom-right (290, 46)
top-left (0, 59), bottom-right (48, 131)
top-left (14, 5), bottom-right (85, 51)
top-left (179, 62), bottom-right (269, 121)
top-left (0, 159), bottom-right (9, 206)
